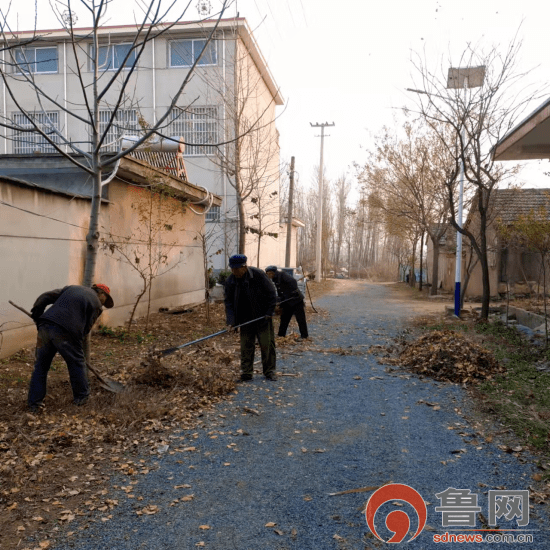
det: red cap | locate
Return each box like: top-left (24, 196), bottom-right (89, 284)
top-left (92, 283), bottom-right (114, 308)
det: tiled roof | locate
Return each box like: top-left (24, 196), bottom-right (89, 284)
top-left (491, 188), bottom-right (550, 224)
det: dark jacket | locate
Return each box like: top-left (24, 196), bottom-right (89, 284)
top-left (224, 267), bottom-right (277, 327)
top-left (31, 285), bottom-right (103, 343)
top-left (272, 270), bottom-right (304, 308)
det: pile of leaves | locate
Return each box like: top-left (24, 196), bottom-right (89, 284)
top-left (390, 329), bottom-right (505, 384)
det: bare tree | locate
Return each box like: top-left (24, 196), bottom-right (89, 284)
top-left (101, 181), bottom-right (187, 331)
top-left (333, 174), bottom-right (351, 269)
top-left (410, 37), bottom-right (539, 317)
top-left (198, 30), bottom-right (282, 261)
top-left (359, 120), bottom-right (455, 295)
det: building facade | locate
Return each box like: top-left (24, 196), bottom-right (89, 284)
top-left (1, 17), bottom-right (284, 270)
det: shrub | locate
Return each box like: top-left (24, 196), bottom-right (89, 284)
top-left (217, 269), bottom-right (231, 285)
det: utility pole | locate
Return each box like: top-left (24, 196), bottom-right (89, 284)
top-left (310, 122), bottom-right (334, 280)
top-left (285, 156), bottom-right (295, 267)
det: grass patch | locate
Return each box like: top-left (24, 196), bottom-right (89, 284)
top-left (424, 317), bottom-right (550, 453)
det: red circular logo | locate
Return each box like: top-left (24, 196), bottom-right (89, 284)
top-left (365, 484), bottom-right (427, 543)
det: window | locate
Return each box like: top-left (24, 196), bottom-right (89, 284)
top-left (15, 47), bottom-right (58, 74)
top-left (205, 205), bottom-right (220, 222)
top-left (170, 107), bottom-right (218, 156)
top-left (98, 109), bottom-right (138, 152)
top-left (170, 39), bottom-right (217, 67)
top-left (13, 112), bottom-right (59, 154)
top-left (91, 43), bottom-right (136, 71)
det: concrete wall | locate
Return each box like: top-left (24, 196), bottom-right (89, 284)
top-left (0, 179), bottom-right (206, 359)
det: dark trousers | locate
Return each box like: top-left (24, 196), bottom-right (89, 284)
top-left (240, 318), bottom-right (276, 377)
top-left (278, 301), bottom-right (308, 338)
top-left (28, 322), bottom-right (90, 407)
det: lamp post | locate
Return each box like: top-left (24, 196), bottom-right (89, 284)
top-left (446, 66), bottom-right (485, 317)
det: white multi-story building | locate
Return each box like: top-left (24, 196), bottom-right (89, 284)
top-left (0, 17), bottom-right (287, 270)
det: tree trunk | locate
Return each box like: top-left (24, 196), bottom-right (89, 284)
top-left (479, 255), bottom-right (491, 320)
top-left (128, 279), bottom-right (148, 331)
top-left (410, 239), bottom-right (417, 288)
top-left (237, 194), bottom-right (246, 254)
top-left (479, 213), bottom-right (491, 320)
top-left (419, 231), bottom-right (424, 292)
top-left (430, 236), bottom-right (440, 296)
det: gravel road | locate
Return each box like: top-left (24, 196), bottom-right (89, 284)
top-left (53, 281), bottom-right (549, 549)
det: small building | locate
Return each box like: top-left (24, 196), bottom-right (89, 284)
top-left (426, 224), bottom-right (457, 292)
top-left (0, 153), bottom-right (221, 359)
top-left (277, 217), bottom-right (305, 269)
top-left (460, 188), bottom-right (550, 298)
top-left (426, 190), bottom-right (550, 298)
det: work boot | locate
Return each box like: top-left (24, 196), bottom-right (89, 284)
top-left (238, 374), bottom-right (253, 383)
top-left (265, 372), bottom-right (277, 381)
top-left (28, 402), bottom-right (44, 414)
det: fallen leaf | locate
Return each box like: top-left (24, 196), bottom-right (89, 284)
top-left (533, 474), bottom-right (543, 482)
top-left (274, 529), bottom-right (284, 536)
top-left (265, 522), bottom-right (277, 528)
top-left (199, 525), bottom-right (210, 530)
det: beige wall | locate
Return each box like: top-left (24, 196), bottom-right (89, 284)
top-left (0, 179), bottom-right (207, 359)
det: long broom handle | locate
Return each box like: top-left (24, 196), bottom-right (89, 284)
top-left (159, 293), bottom-right (300, 358)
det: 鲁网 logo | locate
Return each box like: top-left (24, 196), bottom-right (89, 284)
top-left (365, 483), bottom-right (427, 543)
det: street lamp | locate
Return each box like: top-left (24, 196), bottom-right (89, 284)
top-left (446, 66), bottom-right (485, 317)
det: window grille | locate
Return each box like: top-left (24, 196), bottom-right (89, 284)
top-left (170, 107), bottom-right (218, 156)
top-left (14, 47), bottom-right (58, 73)
top-left (13, 112), bottom-right (59, 154)
top-left (98, 109), bottom-right (138, 152)
top-left (205, 205), bottom-right (220, 222)
top-left (170, 39), bottom-right (217, 67)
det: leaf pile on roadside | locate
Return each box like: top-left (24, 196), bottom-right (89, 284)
top-left (390, 330), bottom-right (504, 384)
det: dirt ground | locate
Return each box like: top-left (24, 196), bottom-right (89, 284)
top-left (0, 279), bottom-right (336, 550)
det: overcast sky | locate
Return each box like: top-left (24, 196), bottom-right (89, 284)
top-left (10, 0), bottom-right (550, 194)
top-left (229, 0), bottom-right (550, 192)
